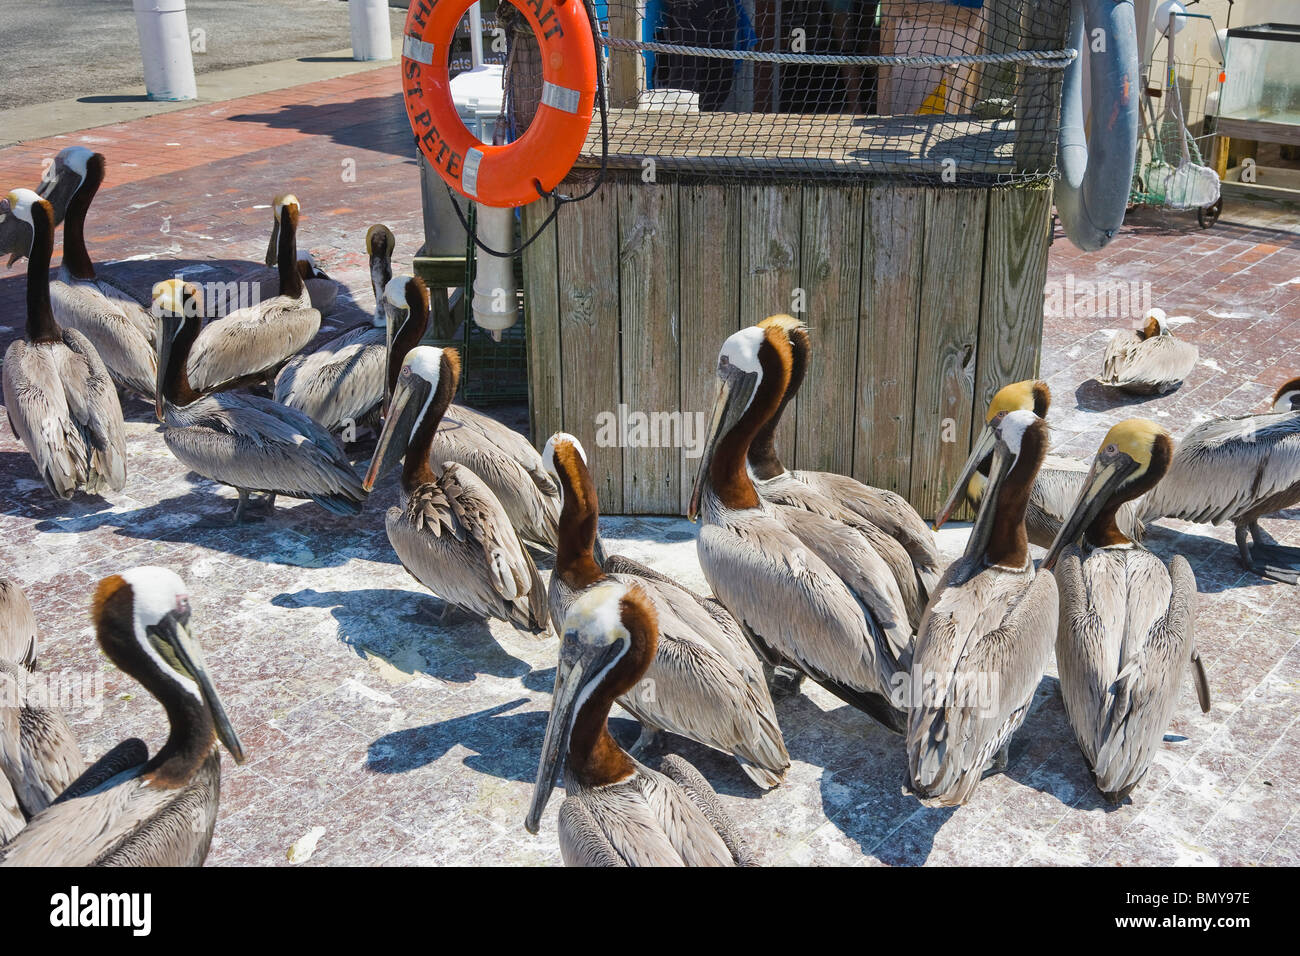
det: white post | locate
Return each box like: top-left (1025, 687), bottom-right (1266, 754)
top-left (468, 3), bottom-right (485, 70)
top-left (349, 0), bottom-right (393, 61)
top-left (132, 0), bottom-right (197, 101)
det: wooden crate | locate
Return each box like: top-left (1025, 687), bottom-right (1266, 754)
top-left (521, 175), bottom-right (1052, 519)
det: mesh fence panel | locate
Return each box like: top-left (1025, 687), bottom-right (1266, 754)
top-left (503, 0), bottom-right (1073, 187)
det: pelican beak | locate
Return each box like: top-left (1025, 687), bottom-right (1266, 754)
top-left (1042, 456), bottom-right (1135, 570)
top-left (525, 630), bottom-right (627, 835)
top-left (960, 433), bottom-right (1014, 566)
top-left (934, 422), bottom-right (997, 530)
top-left (687, 362), bottom-right (759, 522)
top-left (148, 614), bottom-right (245, 764)
top-left (363, 370), bottom-right (427, 490)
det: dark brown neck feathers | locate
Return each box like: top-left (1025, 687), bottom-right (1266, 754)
top-left (711, 336), bottom-right (792, 510)
top-left (402, 352), bottom-right (458, 491)
top-left (161, 309), bottom-right (203, 407)
top-left (61, 155), bottom-right (104, 281)
top-left (748, 326), bottom-right (808, 480)
top-left (984, 424), bottom-right (1047, 568)
top-left (25, 200), bottom-right (60, 344)
top-left (566, 593), bottom-right (657, 787)
top-left (386, 279), bottom-right (431, 399)
top-left (1085, 435), bottom-right (1172, 548)
top-left (553, 445), bottom-right (604, 590)
top-left (277, 206), bottom-right (305, 300)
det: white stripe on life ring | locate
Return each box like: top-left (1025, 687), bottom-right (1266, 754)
top-left (541, 81), bottom-right (582, 114)
top-left (462, 148), bottom-right (484, 197)
top-left (403, 35), bottom-right (434, 65)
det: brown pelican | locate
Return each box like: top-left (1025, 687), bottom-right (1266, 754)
top-left (1099, 309), bottom-right (1198, 395)
top-left (1042, 419), bottom-right (1211, 802)
top-left (1139, 375), bottom-right (1300, 583)
top-left (363, 346), bottom-right (548, 632)
top-left (1, 190), bottom-right (126, 499)
top-left (245, 193), bottom-right (340, 315)
top-left (543, 432), bottom-right (789, 787)
top-left (935, 379), bottom-right (1145, 547)
top-left (366, 223), bottom-right (395, 327)
top-left (747, 314), bottom-right (941, 625)
top-left (525, 580), bottom-right (754, 866)
top-left (153, 280), bottom-right (366, 523)
top-left (0, 567), bottom-right (245, 866)
top-left (0, 580), bottom-right (82, 831)
top-left (688, 324), bottom-right (912, 733)
top-left (33, 147), bottom-right (157, 399)
top-left (184, 195), bottom-right (321, 393)
top-left (906, 409), bottom-right (1059, 807)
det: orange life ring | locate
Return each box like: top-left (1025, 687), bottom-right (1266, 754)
top-left (401, 0), bottom-right (597, 208)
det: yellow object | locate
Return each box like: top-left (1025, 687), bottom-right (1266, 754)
top-left (917, 74), bottom-right (949, 115)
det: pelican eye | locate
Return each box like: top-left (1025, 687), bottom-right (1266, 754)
top-left (402, 365), bottom-right (413, 378)
top-left (1106, 444), bottom-right (1118, 455)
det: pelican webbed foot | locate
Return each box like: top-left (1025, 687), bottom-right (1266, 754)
top-left (1239, 522), bottom-right (1300, 585)
top-left (771, 665), bottom-right (805, 696)
top-left (627, 725), bottom-right (662, 759)
top-left (982, 740), bottom-right (1011, 778)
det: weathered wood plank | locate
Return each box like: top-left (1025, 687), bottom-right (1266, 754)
top-left (740, 184), bottom-right (801, 469)
top-left (555, 186), bottom-right (624, 513)
top-left (616, 182), bottom-right (681, 513)
top-left (856, 186), bottom-right (924, 497)
top-left (795, 184), bottom-right (863, 476)
top-left (607, 1), bottom-right (643, 109)
top-left (972, 183), bottom-right (1053, 440)
top-left (678, 185), bottom-right (742, 514)
top-left (521, 197), bottom-right (560, 451)
top-left (909, 188), bottom-right (987, 519)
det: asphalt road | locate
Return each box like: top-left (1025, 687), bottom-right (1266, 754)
top-left (0, 0), bottom-right (406, 108)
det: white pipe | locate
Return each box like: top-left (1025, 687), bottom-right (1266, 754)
top-left (472, 205), bottom-right (517, 342)
top-left (468, 3), bottom-right (485, 70)
top-left (132, 0), bottom-right (197, 101)
top-left (349, 0), bottom-right (392, 62)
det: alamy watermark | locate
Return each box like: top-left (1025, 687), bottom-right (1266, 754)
top-left (594, 405), bottom-right (708, 459)
top-left (1044, 277), bottom-right (1154, 320)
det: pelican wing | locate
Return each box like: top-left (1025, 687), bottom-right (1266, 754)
top-left (1139, 410), bottom-right (1300, 524)
top-left (3, 335), bottom-right (125, 498)
top-left (1103, 333), bottom-right (1198, 391)
top-left (388, 463), bottom-right (547, 630)
top-left (0, 771), bottom-right (21, 843)
top-left (697, 513), bottom-right (898, 706)
top-left (776, 506), bottom-right (913, 670)
top-left (0, 660), bottom-right (82, 817)
top-left (273, 324), bottom-right (386, 431)
top-left (163, 394), bottom-right (364, 512)
top-left (432, 424), bottom-right (559, 551)
top-left (50, 278), bottom-right (157, 397)
top-left (906, 560), bottom-right (1057, 806)
top-left (187, 291), bottom-right (320, 392)
top-left (446, 404), bottom-right (558, 497)
top-left (556, 797), bottom-right (627, 866)
top-left (0, 579), bottom-right (37, 669)
top-left (658, 754), bottom-right (756, 864)
top-left (1058, 548), bottom-right (1198, 799)
top-left (795, 470), bottom-right (942, 593)
top-left (0, 750), bottom-right (220, 866)
top-left (609, 574), bottom-right (788, 788)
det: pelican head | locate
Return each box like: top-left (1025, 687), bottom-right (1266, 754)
top-left (265, 193), bottom-right (301, 266)
top-left (365, 345), bottom-right (459, 490)
top-left (542, 432), bottom-right (591, 511)
top-left (1271, 376), bottom-right (1300, 413)
top-left (0, 189), bottom-right (44, 262)
top-left (93, 568), bottom-right (244, 766)
top-left (525, 580), bottom-right (656, 835)
top-left (688, 324), bottom-right (792, 520)
top-left (1043, 419), bottom-right (1172, 568)
top-left (35, 146), bottom-right (98, 224)
top-left (367, 224), bottom-right (396, 327)
top-left (1141, 307), bottom-right (1169, 338)
top-left (382, 275), bottom-right (429, 406)
top-left (934, 379), bottom-right (1051, 530)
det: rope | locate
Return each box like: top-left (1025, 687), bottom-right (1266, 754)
top-left (602, 36), bottom-right (1078, 70)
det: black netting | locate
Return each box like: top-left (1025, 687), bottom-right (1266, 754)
top-left (504, 0), bottom-right (1073, 187)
